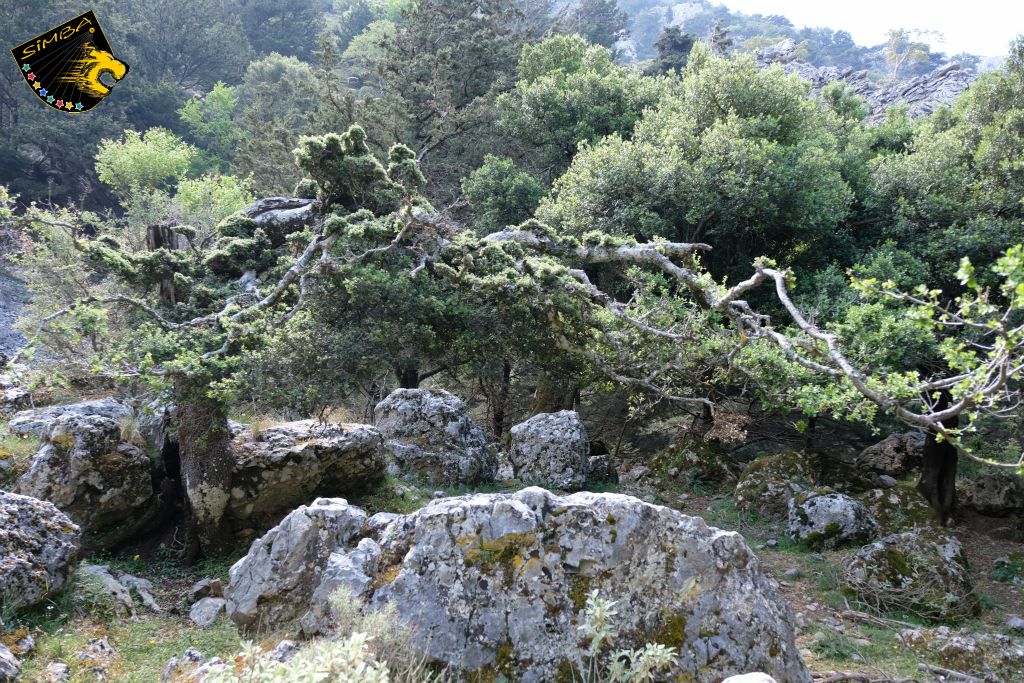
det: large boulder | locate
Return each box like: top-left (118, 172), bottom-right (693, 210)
top-left (855, 432), bottom-right (924, 476)
top-left (228, 420), bottom-right (386, 529)
top-left (842, 530), bottom-right (978, 622)
top-left (226, 488), bottom-right (810, 683)
top-left (787, 491), bottom-right (879, 550)
top-left (374, 389), bottom-right (494, 485)
top-left (735, 452), bottom-right (813, 518)
top-left (963, 472), bottom-right (1024, 516)
top-left (15, 414), bottom-right (154, 537)
top-left (225, 497), bottom-right (369, 631)
top-left (7, 397), bottom-right (132, 436)
top-left (857, 486), bottom-right (938, 533)
top-left (0, 491), bottom-right (81, 610)
top-left (900, 627), bottom-right (1024, 680)
top-left (507, 410), bottom-right (589, 489)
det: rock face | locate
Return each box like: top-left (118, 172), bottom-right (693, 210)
top-left (787, 492), bottom-right (879, 550)
top-left (244, 197), bottom-right (318, 246)
top-left (190, 597), bottom-right (227, 628)
top-left (855, 432), bottom-right (924, 476)
top-left (15, 414), bottom-right (154, 534)
top-left (735, 452), bottom-right (813, 518)
top-left (228, 420), bottom-right (386, 529)
top-left (963, 472), bottom-right (1024, 516)
top-left (0, 642), bottom-right (18, 683)
top-left (226, 488), bottom-right (810, 683)
top-left (900, 627), bottom-right (1024, 680)
top-left (0, 491), bottom-right (81, 610)
top-left (857, 486), bottom-right (938, 533)
top-left (756, 39), bottom-right (975, 124)
top-left (507, 410), bottom-right (589, 489)
top-left (843, 530), bottom-right (978, 622)
top-left (225, 497), bottom-right (369, 632)
top-left (7, 397), bottom-right (132, 436)
top-left (374, 389), bottom-right (494, 485)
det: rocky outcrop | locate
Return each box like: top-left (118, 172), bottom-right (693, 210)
top-left (15, 414), bottom-right (154, 536)
top-left (228, 420), bottom-right (386, 529)
top-left (0, 643), bottom-right (18, 683)
top-left (507, 410), bottom-right (589, 489)
top-left (244, 197), bottom-right (319, 246)
top-left (900, 627), bottom-right (1024, 680)
top-left (0, 491), bottom-right (81, 610)
top-left (225, 497), bottom-right (369, 631)
top-left (374, 389), bottom-right (494, 485)
top-left (735, 452), bottom-right (813, 518)
top-left (855, 432), bottom-right (924, 476)
top-left (858, 486), bottom-right (938, 533)
top-left (843, 530), bottom-right (978, 622)
top-left (226, 488), bottom-right (810, 683)
top-left (787, 492), bottom-right (879, 550)
top-left (963, 471), bottom-right (1024, 516)
top-left (7, 397), bottom-right (132, 436)
top-left (757, 39), bottom-right (975, 124)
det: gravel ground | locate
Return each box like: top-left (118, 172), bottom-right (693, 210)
top-left (0, 265), bottom-right (27, 360)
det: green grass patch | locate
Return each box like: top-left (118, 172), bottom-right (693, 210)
top-left (0, 419), bottom-right (40, 486)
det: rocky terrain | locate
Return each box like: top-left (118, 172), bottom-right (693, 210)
top-left (1, 385), bottom-right (1023, 682)
top-left (0, 267), bottom-right (25, 362)
top-left (757, 39), bottom-right (976, 123)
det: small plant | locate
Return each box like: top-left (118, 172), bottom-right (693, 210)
top-left (574, 590), bottom-right (678, 682)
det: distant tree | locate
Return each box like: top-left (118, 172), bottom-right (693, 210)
top-left (178, 83), bottom-right (244, 173)
top-left (462, 156), bottom-right (545, 233)
top-left (647, 26), bottom-right (696, 75)
top-left (236, 0), bottom-right (326, 59)
top-left (708, 18), bottom-right (733, 56)
top-left (563, 0), bottom-right (628, 49)
top-left (886, 28), bottom-right (939, 81)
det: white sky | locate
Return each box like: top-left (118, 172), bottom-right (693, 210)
top-left (717, 0), bottom-right (1024, 56)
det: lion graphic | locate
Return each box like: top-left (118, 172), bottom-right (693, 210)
top-left (58, 45), bottom-right (128, 98)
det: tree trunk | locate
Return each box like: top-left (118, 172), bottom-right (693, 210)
top-left (147, 222), bottom-right (180, 306)
top-left (490, 359), bottom-right (512, 437)
top-left (175, 378), bottom-right (235, 561)
top-left (531, 370), bottom-right (576, 414)
top-left (917, 391), bottom-right (959, 526)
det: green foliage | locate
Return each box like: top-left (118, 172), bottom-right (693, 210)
top-left (647, 26), bottom-right (696, 75)
top-left (95, 129), bottom-right (196, 198)
top-left (462, 156), bottom-right (545, 232)
top-left (574, 590), bottom-right (678, 682)
top-left (179, 83), bottom-right (243, 171)
top-left (561, 0), bottom-right (628, 49)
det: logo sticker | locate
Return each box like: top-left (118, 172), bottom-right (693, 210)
top-left (10, 10), bottom-right (129, 114)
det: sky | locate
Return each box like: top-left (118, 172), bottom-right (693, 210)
top-left (717, 0), bottom-right (1023, 56)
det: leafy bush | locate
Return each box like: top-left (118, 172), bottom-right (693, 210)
top-left (574, 590), bottom-right (677, 682)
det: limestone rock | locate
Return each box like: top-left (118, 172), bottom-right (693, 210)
top-left (0, 491), bottom-right (80, 610)
top-left (374, 389), bottom-right (494, 485)
top-left (900, 627), bottom-right (1024, 680)
top-left (844, 531), bottom-right (978, 622)
top-left (857, 486), bottom-right (938, 534)
top-left (963, 471), bottom-right (1024, 516)
top-left (756, 39), bottom-right (975, 124)
top-left (508, 410), bottom-right (589, 489)
top-left (80, 564), bottom-right (136, 618)
top-left (787, 492), bottom-right (879, 550)
top-left (228, 420), bottom-right (386, 529)
top-left (15, 414), bottom-right (154, 535)
top-left (855, 432), bottom-right (924, 476)
top-left (0, 643), bottom-right (18, 683)
top-left (189, 577), bottom-right (224, 603)
top-left (43, 662), bottom-right (69, 682)
top-left (735, 452), bottom-right (813, 518)
top-left (225, 497), bottom-right (368, 631)
top-left (244, 197), bottom-right (318, 246)
top-left (226, 488), bottom-right (810, 682)
top-left (190, 597), bottom-right (227, 628)
top-left (8, 397), bottom-right (132, 436)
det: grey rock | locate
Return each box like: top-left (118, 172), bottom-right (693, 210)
top-left (756, 40), bottom-right (975, 125)
top-left (1006, 615), bottom-right (1024, 633)
top-left (856, 432), bottom-right (925, 476)
top-left (8, 397), bottom-right (132, 436)
top-left (15, 414), bottom-right (154, 536)
top-left (508, 410), bottom-right (589, 489)
top-left (119, 574), bottom-right (162, 613)
top-left (244, 197), bottom-right (318, 246)
top-left (0, 491), bottom-right (80, 610)
top-left (375, 389), bottom-right (494, 485)
top-left (190, 597), bottom-right (227, 628)
top-left (188, 577), bottom-right (224, 603)
top-left (878, 475), bottom-right (899, 488)
top-left (787, 492), bottom-right (879, 550)
top-left (721, 675), bottom-right (778, 683)
top-left (269, 640), bottom-right (299, 662)
top-left (0, 644), bottom-right (18, 683)
top-left (964, 471), bottom-right (1024, 516)
top-left (299, 537), bottom-right (382, 635)
top-left (586, 454), bottom-right (618, 483)
top-left (843, 531), bottom-right (978, 622)
top-left (161, 648), bottom-right (206, 682)
top-left (781, 568), bottom-right (802, 580)
top-left (228, 420), bottom-right (385, 529)
top-left (226, 488), bottom-right (810, 682)
top-left (735, 452), bottom-right (812, 518)
top-left (901, 627), bottom-right (1024, 680)
top-left (80, 564), bottom-right (136, 618)
top-left (225, 497), bottom-right (368, 632)
top-left (44, 662), bottom-right (69, 682)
